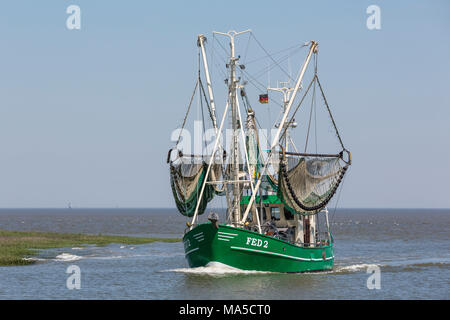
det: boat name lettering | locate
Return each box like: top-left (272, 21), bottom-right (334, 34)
top-left (246, 237), bottom-right (268, 248)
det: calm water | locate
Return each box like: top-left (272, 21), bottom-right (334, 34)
top-left (0, 208), bottom-right (448, 299)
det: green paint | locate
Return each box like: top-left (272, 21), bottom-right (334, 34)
top-left (183, 223), bottom-right (334, 273)
top-left (240, 194), bottom-right (282, 205)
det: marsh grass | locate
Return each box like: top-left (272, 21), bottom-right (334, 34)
top-left (0, 229), bottom-right (180, 266)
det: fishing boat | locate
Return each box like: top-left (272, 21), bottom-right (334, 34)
top-left (167, 30), bottom-right (351, 273)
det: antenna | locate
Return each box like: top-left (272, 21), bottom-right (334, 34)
top-left (267, 83), bottom-right (297, 152)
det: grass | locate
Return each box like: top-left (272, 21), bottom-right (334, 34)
top-left (0, 229), bottom-right (181, 266)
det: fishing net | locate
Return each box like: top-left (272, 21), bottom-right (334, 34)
top-left (278, 154), bottom-right (348, 213)
top-left (169, 155), bottom-right (224, 217)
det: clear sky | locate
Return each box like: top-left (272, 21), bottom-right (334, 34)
top-left (0, 0), bottom-right (449, 208)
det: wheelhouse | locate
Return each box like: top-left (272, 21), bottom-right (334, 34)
top-left (240, 194), bottom-right (332, 248)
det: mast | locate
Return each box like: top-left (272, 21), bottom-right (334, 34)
top-left (213, 30), bottom-right (251, 226)
top-left (197, 34), bottom-right (218, 131)
top-left (268, 82), bottom-right (296, 152)
top-left (230, 34), bottom-right (240, 226)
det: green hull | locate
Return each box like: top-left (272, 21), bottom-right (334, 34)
top-left (183, 223), bottom-right (334, 273)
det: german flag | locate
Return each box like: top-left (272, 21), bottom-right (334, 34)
top-left (259, 94), bottom-right (268, 104)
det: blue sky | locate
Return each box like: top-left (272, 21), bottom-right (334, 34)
top-left (0, 1), bottom-right (449, 208)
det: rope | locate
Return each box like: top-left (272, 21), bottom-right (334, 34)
top-left (250, 45), bottom-right (307, 81)
top-left (172, 48), bottom-right (218, 160)
top-left (213, 33), bottom-right (230, 60)
top-left (304, 76), bottom-right (317, 152)
top-left (242, 32), bottom-right (252, 65)
top-left (199, 79), bottom-right (215, 125)
top-left (278, 75), bottom-right (316, 144)
top-left (211, 34), bottom-right (229, 80)
top-left (315, 75), bottom-right (346, 151)
top-left (175, 79), bottom-right (198, 147)
top-left (250, 33), bottom-right (296, 84)
top-left (199, 79), bottom-right (207, 153)
top-left (238, 68), bottom-right (283, 108)
top-left (329, 171), bottom-right (347, 234)
top-left (245, 42), bottom-right (308, 65)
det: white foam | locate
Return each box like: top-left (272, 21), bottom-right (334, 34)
top-left (90, 255), bottom-right (124, 260)
top-left (163, 261), bottom-right (272, 275)
top-left (54, 253), bottom-right (82, 262)
top-left (335, 263), bottom-right (379, 273)
top-left (334, 258), bottom-right (450, 273)
top-left (23, 257), bottom-right (47, 262)
top-left (71, 247), bottom-right (83, 250)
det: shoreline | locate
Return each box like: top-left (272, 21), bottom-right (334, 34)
top-left (0, 229), bottom-right (181, 266)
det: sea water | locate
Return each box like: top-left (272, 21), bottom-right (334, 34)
top-left (0, 208), bottom-right (448, 299)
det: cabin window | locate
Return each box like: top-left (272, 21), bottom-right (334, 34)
top-left (284, 208), bottom-right (294, 220)
top-left (270, 207), bottom-right (281, 221)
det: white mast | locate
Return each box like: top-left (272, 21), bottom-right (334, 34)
top-left (197, 34), bottom-right (218, 131)
top-left (213, 30), bottom-right (251, 226)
